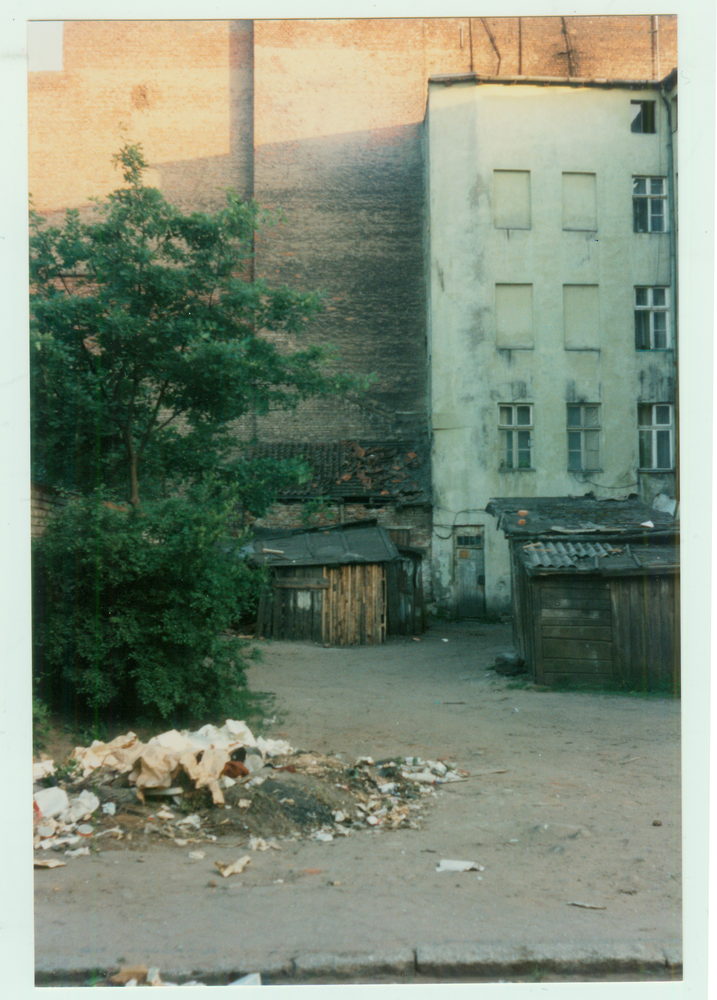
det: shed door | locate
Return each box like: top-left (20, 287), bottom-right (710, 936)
top-left (454, 527), bottom-right (486, 617)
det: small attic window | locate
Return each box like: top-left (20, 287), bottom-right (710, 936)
top-left (631, 100), bottom-right (656, 133)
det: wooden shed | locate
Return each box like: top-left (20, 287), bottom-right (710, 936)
top-left (487, 497), bottom-right (680, 691)
top-left (249, 522), bottom-right (424, 645)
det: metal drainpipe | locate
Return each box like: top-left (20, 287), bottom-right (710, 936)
top-left (659, 84), bottom-right (679, 496)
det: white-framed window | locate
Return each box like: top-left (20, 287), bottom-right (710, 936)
top-left (499, 404), bottom-right (533, 470)
top-left (567, 404), bottom-right (600, 472)
top-left (630, 100), bottom-right (656, 133)
top-left (635, 287), bottom-right (670, 349)
top-left (638, 403), bottom-right (675, 470)
top-left (633, 177), bottom-right (667, 233)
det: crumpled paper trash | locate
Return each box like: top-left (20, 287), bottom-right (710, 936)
top-left (68, 720), bottom-right (294, 807)
top-left (215, 856), bottom-right (251, 878)
top-left (436, 858), bottom-right (485, 873)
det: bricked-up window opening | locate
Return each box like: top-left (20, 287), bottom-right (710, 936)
top-left (495, 284), bottom-right (534, 348)
top-left (494, 170), bottom-right (531, 229)
top-left (563, 284), bottom-right (600, 349)
top-left (633, 177), bottom-right (667, 233)
top-left (635, 287), bottom-right (670, 349)
top-left (631, 100), bottom-right (656, 133)
top-left (562, 173), bottom-right (597, 232)
top-left (499, 404), bottom-right (533, 470)
top-left (639, 403), bottom-right (674, 470)
top-left (567, 404), bottom-right (600, 472)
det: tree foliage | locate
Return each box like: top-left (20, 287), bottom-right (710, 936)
top-left (33, 486), bottom-right (264, 722)
top-left (30, 142), bottom-right (356, 722)
top-left (30, 141), bottom-right (353, 505)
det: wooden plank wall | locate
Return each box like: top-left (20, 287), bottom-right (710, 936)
top-left (256, 566), bottom-right (327, 642)
top-left (536, 576), bottom-right (614, 686)
top-left (610, 573), bottom-right (680, 691)
top-left (323, 563), bottom-right (386, 645)
top-left (385, 555), bottom-right (424, 635)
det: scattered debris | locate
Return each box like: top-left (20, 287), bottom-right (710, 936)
top-left (653, 820), bottom-right (663, 827)
top-left (33, 786), bottom-right (70, 821)
top-left (215, 856), bottom-right (251, 878)
top-left (567, 901), bottom-right (607, 910)
top-left (34, 721), bottom-right (471, 854)
top-left (33, 760), bottom-right (55, 781)
top-left (436, 859), bottom-right (485, 873)
top-left (33, 858), bottom-right (66, 869)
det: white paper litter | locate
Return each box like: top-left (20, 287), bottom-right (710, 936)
top-left (33, 760), bottom-right (55, 781)
top-left (256, 736), bottom-right (293, 758)
top-left (436, 859), bottom-right (485, 873)
top-left (59, 790), bottom-right (100, 824)
top-left (33, 786), bottom-right (70, 820)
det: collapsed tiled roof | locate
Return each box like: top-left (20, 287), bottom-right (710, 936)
top-left (486, 495), bottom-right (677, 538)
top-left (245, 441), bottom-right (431, 504)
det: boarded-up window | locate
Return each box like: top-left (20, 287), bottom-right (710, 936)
top-left (495, 284), bottom-right (534, 348)
top-left (562, 173), bottom-right (597, 231)
top-left (494, 170), bottom-right (531, 229)
top-left (563, 285), bottom-right (600, 349)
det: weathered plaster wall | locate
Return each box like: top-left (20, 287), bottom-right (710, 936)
top-left (427, 81), bottom-right (677, 612)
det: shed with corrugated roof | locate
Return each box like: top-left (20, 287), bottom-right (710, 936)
top-left (248, 521), bottom-right (424, 645)
top-left (486, 497), bottom-right (679, 691)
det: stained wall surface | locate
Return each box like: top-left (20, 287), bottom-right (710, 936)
top-left (427, 79), bottom-right (677, 611)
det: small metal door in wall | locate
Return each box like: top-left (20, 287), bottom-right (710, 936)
top-left (454, 527), bottom-right (486, 617)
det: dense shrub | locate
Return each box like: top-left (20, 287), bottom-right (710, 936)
top-left (33, 487), bottom-right (266, 723)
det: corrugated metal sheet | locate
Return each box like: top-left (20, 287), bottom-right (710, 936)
top-left (523, 540), bottom-right (616, 568)
top-left (520, 540), bottom-right (678, 575)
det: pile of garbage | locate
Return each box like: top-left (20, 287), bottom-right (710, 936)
top-left (33, 720), bottom-right (469, 860)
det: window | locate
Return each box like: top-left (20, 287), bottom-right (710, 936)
top-left (635, 287), bottom-right (670, 349)
top-left (494, 170), bottom-right (531, 229)
top-left (499, 404), bottom-right (533, 470)
top-left (567, 404), bottom-right (600, 471)
top-left (495, 284), bottom-right (534, 348)
top-left (562, 173), bottom-right (597, 231)
top-left (638, 404), bottom-right (674, 470)
top-left (631, 100), bottom-right (656, 133)
top-left (633, 177), bottom-right (667, 233)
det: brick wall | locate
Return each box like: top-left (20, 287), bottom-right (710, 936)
top-left (29, 16), bottom-right (677, 445)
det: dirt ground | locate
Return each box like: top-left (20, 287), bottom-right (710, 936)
top-left (33, 619), bottom-right (682, 985)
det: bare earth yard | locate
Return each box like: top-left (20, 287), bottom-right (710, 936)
top-left (33, 619), bottom-right (681, 984)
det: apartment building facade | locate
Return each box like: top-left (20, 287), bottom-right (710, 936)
top-left (426, 72), bottom-right (678, 614)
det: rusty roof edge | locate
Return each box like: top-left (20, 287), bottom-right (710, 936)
top-left (428, 72), bottom-right (675, 90)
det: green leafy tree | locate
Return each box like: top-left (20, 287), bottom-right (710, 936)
top-left (30, 141), bottom-right (352, 505)
top-left (30, 142), bottom-right (357, 722)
